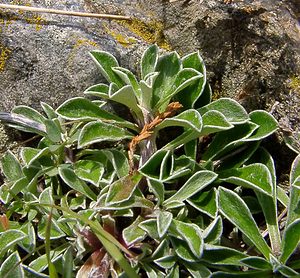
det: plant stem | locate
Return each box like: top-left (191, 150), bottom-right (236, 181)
top-left (0, 4), bottom-right (131, 21)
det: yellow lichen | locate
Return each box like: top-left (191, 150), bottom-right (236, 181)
top-left (288, 75), bottom-right (300, 93)
top-left (0, 45), bottom-right (11, 72)
top-left (116, 18), bottom-right (172, 51)
top-left (0, 0), bottom-right (46, 32)
top-left (103, 24), bottom-right (137, 47)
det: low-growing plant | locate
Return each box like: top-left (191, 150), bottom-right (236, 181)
top-left (0, 45), bottom-right (299, 277)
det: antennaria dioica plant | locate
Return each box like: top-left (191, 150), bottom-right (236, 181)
top-left (0, 45), bottom-right (299, 277)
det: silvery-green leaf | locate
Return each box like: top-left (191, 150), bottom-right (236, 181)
top-left (154, 255), bottom-right (176, 269)
top-left (147, 178), bottom-right (164, 205)
top-left (141, 45), bottom-right (159, 79)
top-left (152, 52), bottom-right (181, 110)
top-left (45, 119), bottom-right (62, 143)
top-left (84, 83), bottom-right (110, 98)
top-left (78, 121), bottom-right (133, 148)
top-left (240, 256), bottom-right (271, 270)
top-left (102, 149), bottom-right (129, 178)
top-left (58, 164), bottom-right (97, 201)
top-left (202, 244), bottom-right (247, 265)
top-left (1, 151), bottom-right (23, 181)
top-left (74, 160), bottom-right (104, 186)
top-left (123, 216), bottom-right (146, 246)
top-left (0, 229), bottom-right (27, 258)
top-left (202, 122), bottom-right (258, 161)
top-left (183, 262), bottom-right (211, 278)
top-left (187, 188), bottom-right (218, 218)
top-left (198, 98), bottom-right (249, 124)
top-left (38, 215), bottom-right (65, 240)
top-left (113, 67), bottom-right (141, 99)
top-left (203, 216), bottom-right (223, 244)
top-left (174, 51), bottom-right (206, 109)
top-left (155, 109), bottom-right (202, 133)
top-left (242, 110), bottom-right (278, 141)
top-left (172, 220), bottom-right (203, 258)
top-left (19, 222), bottom-right (36, 253)
top-left (170, 238), bottom-right (199, 262)
top-left (90, 50), bottom-right (124, 88)
top-left (286, 154), bottom-right (300, 226)
top-left (155, 68), bottom-right (202, 109)
top-left (12, 105), bottom-right (46, 124)
top-left (139, 219), bottom-right (159, 240)
top-left (157, 210), bottom-right (173, 238)
top-left (164, 170), bottom-right (217, 206)
top-left (194, 82), bottom-right (212, 109)
top-left (219, 163), bottom-right (273, 196)
top-left (281, 219), bottom-right (300, 264)
top-left (41, 102), bottom-right (57, 119)
top-left (0, 251), bottom-right (24, 278)
top-left (218, 187), bottom-right (271, 259)
top-left (56, 97), bottom-right (137, 131)
top-left (201, 110), bottom-right (233, 135)
top-left (105, 173), bottom-right (142, 205)
top-left (21, 147), bottom-right (50, 166)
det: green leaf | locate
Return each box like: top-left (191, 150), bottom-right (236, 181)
top-left (58, 164), bottom-right (97, 201)
top-left (198, 98), bottom-right (249, 124)
top-left (175, 51), bottom-right (206, 109)
top-left (170, 238), bottom-right (199, 262)
top-left (280, 219), bottom-right (300, 264)
top-left (56, 97), bottom-right (137, 130)
top-left (105, 173), bottom-right (142, 205)
top-left (152, 52), bottom-right (181, 110)
top-left (41, 102), bottom-right (57, 119)
top-left (290, 153), bottom-right (300, 185)
top-left (211, 270), bottom-right (271, 277)
top-left (102, 149), bottom-right (130, 178)
top-left (78, 121), bottom-right (133, 148)
top-left (21, 147), bottom-right (50, 166)
top-left (202, 245), bottom-right (247, 265)
top-left (12, 105), bottom-right (46, 124)
top-left (183, 262), bottom-right (212, 278)
top-left (147, 178), bottom-right (164, 206)
top-left (164, 170), bottom-right (217, 207)
top-left (0, 229), bottom-right (26, 258)
top-left (202, 122), bottom-right (258, 161)
top-left (0, 251), bottom-right (24, 278)
top-left (242, 110), bottom-right (278, 141)
top-left (139, 219), bottom-right (159, 240)
top-left (90, 50), bottom-right (124, 88)
top-left (203, 216), bottom-right (223, 244)
top-left (154, 255), bottom-right (176, 269)
top-left (219, 163), bottom-right (273, 196)
top-left (201, 110), bottom-right (233, 135)
top-left (172, 220), bottom-right (203, 258)
top-left (141, 45), bottom-right (158, 79)
top-left (19, 222), bottom-right (36, 253)
top-left (1, 151), bottom-right (23, 181)
top-left (286, 155), bottom-right (300, 226)
top-left (84, 83), bottom-right (109, 98)
top-left (187, 188), bottom-right (218, 218)
top-left (155, 109), bottom-right (202, 133)
top-left (122, 216), bottom-right (146, 246)
top-left (44, 119), bottom-right (62, 143)
top-left (74, 160), bottom-right (104, 186)
top-left (155, 68), bottom-right (203, 109)
top-left (0, 112), bottom-right (46, 135)
top-left (240, 257), bottom-right (272, 270)
top-left (218, 187), bottom-right (271, 258)
top-left (38, 215), bottom-right (65, 240)
top-left (62, 246), bottom-right (73, 278)
top-left (157, 210), bottom-right (173, 238)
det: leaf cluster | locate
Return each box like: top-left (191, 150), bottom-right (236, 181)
top-left (0, 45), bottom-right (299, 277)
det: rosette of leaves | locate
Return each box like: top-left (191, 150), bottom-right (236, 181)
top-left (0, 45), bottom-right (298, 277)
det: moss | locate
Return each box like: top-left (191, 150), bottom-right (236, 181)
top-left (288, 75), bottom-right (300, 93)
top-left (0, 44), bottom-right (11, 72)
top-left (116, 18), bottom-right (172, 51)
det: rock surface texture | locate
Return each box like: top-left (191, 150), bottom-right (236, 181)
top-left (0, 0), bottom-right (299, 166)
